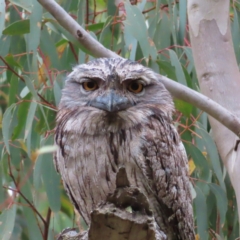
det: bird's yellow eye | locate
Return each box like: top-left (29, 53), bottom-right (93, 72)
top-left (82, 81), bottom-right (98, 91)
top-left (128, 81), bottom-right (144, 94)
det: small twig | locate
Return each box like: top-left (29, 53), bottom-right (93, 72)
top-left (190, 177), bottom-right (210, 184)
top-left (86, 0), bottom-right (89, 24)
top-left (43, 208), bottom-right (52, 240)
top-left (92, 0), bottom-right (97, 23)
top-left (142, 6), bottom-right (156, 14)
top-left (69, 42), bottom-right (78, 62)
top-left (0, 56), bottom-right (25, 82)
top-left (0, 55), bottom-right (57, 108)
top-left (37, 92), bottom-right (57, 110)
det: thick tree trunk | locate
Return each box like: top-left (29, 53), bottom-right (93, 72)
top-left (188, 0), bottom-right (240, 219)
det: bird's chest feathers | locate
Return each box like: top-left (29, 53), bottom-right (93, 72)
top-left (62, 128), bottom-right (145, 185)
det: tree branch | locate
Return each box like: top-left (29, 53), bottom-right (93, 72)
top-left (159, 75), bottom-right (240, 137)
top-left (38, 0), bottom-right (240, 138)
top-left (38, 0), bottom-right (119, 59)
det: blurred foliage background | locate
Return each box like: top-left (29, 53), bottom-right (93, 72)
top-left (0, 0), bottom-right (240, 239)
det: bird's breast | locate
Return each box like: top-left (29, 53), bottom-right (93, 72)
top-left (58, 127), bottom-right (147, 224)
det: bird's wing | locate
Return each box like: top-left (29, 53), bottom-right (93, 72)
top-left (141, 116), bottom-right (195, 240)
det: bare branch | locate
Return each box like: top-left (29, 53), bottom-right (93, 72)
top-left (160, 75), bottom-right (240, 137)
top-left (43, 208), bottom-right (52, 240)
top-left (38, 0), bottom-right (119, 58)
top-left (38, 0), bottom-right (240, 138)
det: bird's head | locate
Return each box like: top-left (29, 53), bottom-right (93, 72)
top-left (57, 58), bottom-right (174, 134)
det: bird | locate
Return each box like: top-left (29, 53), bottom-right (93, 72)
top-left (54, 58), bottom-right (195, 240)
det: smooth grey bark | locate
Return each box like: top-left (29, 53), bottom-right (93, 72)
top-left (188, 0), bottom-right (240, 221)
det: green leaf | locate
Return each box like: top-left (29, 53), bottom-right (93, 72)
top-left (8, 0), bottom-right (32, 12)
top-left (24, 101), bottom-right (37, 140)
top-left (99, 16), bottom-right (113, 49)
top-left (23, 208), bottom-right (42, 240)
top-left (87, 22), bottom-right (104, 32)
top-left (26, 0), bottom-right (42, 53)
top-left (185, 143), bottom-right (210, 194)
top-left (0, 36), bottom-right (11, 56)
top-left (195, 125), bottom-right (226, 192)
top-left (5, 54), bottom-right (22, 69)
top-left (184, 47), bottom-right (194, 74)
top-left (154, 13), bottom-right (171, 51)
top-left (8, 73), bottom-right (19, 107)
top-left (195, 186), bottom-right (208, 240)
top-left (124, 1), bottom-right (157, 60)
top-left (24, 102), bottom-right (37, 156)
top-left (51, 22), bottom-right (92, 55)
top-left (169, 49), bottom-right (187, 85)
top-left (77, 0), bottom-right (86, 25)
top-left (53, 77), bottom-right (62, 105)
top-left (24, 75), bottom-right (39, 99)
top-left (174, 98), bottom-right (192, 117)
top-left (40, 26), bottom-right (61, 70)
top-left (209, 183), bottom-right (227, 232)
top-left (20, 86), bottom-right (30, 98)
top-left (24, 76), bottom-right (50, 130)
top-left (0, 159), bottom-right (5, 203)
top-left (34, 153), bottom-right (43, 190)
top-left (12, 96), bottom-right (31, 139)
top-left (0, 205), bottom-right (16, 240)
top-left (107, 0), bottom-right (117, 16)
top-left (148, 14), bottom-right (158, 40)
top-left (178, 0), bottom-right (187, 45)
top-left (170, 3), bottom-right (178, 47)
top-left (123, 22), bottom-right (138, 60)
top-left (0, 0), bottom-right (6, 39)
top-left (2, 104), bottom-right (17, 153)
top-left (137, 0), bottom-right (147, 11)
top-left (156, 60), bottom-right (176, 80)
top-left (3, 19), bottom-right (30, 35)
top-left (42, 151), bottom-right (61, 212)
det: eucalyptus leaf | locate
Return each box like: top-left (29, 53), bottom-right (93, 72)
top-left (0, 205), bottom-right (16, 240)
top-left (42, 151), bottom-right (61, 212)
top-left (195, 186), bottom-right (208, 240)
top-left (3, 19), bottom-right (30, 35)
top-left (209, 183), bottom-right (227, 232)
top-left (2, 104), bottom-right (16, 153)
top-left (0, 0), bottom-right (5, 39)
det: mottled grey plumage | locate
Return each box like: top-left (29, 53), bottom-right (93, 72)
top-left (55, 58), bottom-right (195, 240)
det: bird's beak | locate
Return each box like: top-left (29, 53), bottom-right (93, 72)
top-left (89, 90), bottom-right (133, 112)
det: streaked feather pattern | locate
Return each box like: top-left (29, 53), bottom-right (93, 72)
top-left (55, 58), bottom-right (195, 240)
